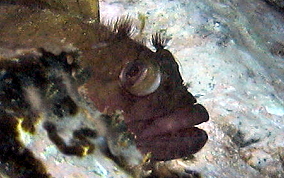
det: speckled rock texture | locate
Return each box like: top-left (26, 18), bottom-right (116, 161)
top-left (100, 0), bottom-right (284, 177)
top-left (0, 0), bottom-right (283, 178)
top-left (264, 0), bottom-right (284, 10)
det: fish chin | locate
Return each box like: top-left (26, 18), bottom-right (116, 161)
top-left (136, 127), bottom-right (208, 161)
top-left (127, 103), bottom-right (209, 161)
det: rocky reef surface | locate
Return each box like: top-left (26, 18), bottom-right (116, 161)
top-left (100, 0), bottom-right (284, 177)
top-left (1, 0), bottom-right (283, 177)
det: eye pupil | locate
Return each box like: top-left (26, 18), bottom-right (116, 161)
top-left (126, 64), bottom-right (140, 78)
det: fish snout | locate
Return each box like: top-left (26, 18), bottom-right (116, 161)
top-left (133, 103), bottom-right (209, 161)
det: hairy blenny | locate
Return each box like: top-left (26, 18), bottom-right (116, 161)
top-left (0, 1), bottom-right (209, 177)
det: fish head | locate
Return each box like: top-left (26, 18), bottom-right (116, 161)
top-left (80, 20), bottom-right (209, 161)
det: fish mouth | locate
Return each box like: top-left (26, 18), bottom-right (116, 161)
top-left (134, 103), bottom-right (209, 161)
top-left (139, 103), bottom-right (209, 139)
top-left (136, 127), bottom-right (208, 161)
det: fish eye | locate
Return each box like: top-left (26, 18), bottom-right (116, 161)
top-left (119, 59), bottom-right (161, 96)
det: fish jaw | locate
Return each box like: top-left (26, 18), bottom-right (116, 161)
top-left (124, 103), bottom-right (209, 161)
top-left (136, 127), bottom-right (208, 161)
top-left (139, 104), bottom-right (209, 138)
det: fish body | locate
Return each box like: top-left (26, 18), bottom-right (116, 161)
top-left (0, 1), bottom-right (209, 177)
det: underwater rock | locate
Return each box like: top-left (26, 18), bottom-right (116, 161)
top-left (1, 0), bottom-right (284, 177)
top-left (264, 0), bottom-right (284, 11)
top-left (100, 0), bottom-right (284, 177)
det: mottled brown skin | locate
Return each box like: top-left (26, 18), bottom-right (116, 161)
top-left (82, 34), bottom-right (209, 160)
top-left (0, 0), bottom-right (209, 174)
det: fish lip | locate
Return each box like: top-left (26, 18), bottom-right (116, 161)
top-left (138, 103), bottom-right (209, 139)
top-left (136, 126), bottom-right (208, 161)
